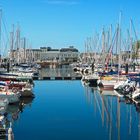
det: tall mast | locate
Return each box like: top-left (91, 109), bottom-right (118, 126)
top-left (110, 25), bottom-right (113, 68)
top-left (0, 9), bottom-right (2, 64)
top-left (130, 19), bottom-right (133, 64)
top-left (10, 25), bottom-right (14, 67)
top-left (84, 40), bottom-right (87, 63)
top-left (23, 37), bottom-right (26, 63)
top-left (15, 24), bottom-right (20, 64)
top-left (118, 11), bottom-right (122, 78)
top-left (102, 28), bottom-right (106, 70)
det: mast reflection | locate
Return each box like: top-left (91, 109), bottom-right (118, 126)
top-left (83, 85), bottom-right (140, 140)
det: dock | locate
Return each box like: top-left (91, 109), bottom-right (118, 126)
top-left (33, 76), bottom-right (82, 80)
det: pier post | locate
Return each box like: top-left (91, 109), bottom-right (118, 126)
top-left (8, 123), bottom-right (14, 140)
top-left (125, 63), bottom-right (128, 74)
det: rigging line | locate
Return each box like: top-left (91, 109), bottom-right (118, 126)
top-left (126, 29), bottom-right (131, 51)
top-left (131, 19), bottom-right (138, 41)
top-left (103, 28), bottom-right (115, 65)
top-left (122, 39), bottom-right (127, 51)
top-left (1, 39), bottom-right (8, 57)
top-left (108, 27), bottom-right (117, 54)
top-left (3, 37), bottom-right (9, 56)
top-left (11, 25), bottom-right (16, 50)
top-left (2, 16), bottom-right (9, 43)
top-left (105, 27), bottom-right (118, 65)
top-left (0, 12), bottom-right (10, 58)
top-left (131, 19), bottom-right (139, 64)
top-left (93, 32), bottom-right (99, 52)
top-left (96, 32), bottom-right (102, 64)
top-left (97, 31), bottom-right (102, 52)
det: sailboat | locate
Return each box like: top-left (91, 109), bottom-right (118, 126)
top-left (98, 14), bottom-right (128, 91)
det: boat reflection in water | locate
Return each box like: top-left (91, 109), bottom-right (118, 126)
top-left (0, 97), bottom-right (34, 139)
top-left (83, 85), bottom-right (140, 140)
top-left (6, 97), bottom-right (34, 121)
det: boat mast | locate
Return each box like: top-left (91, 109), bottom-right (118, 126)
top-left (129, 19), bottom-right (133, 65)
top-left (118, 12), bottom-right (122, 79)
top-left (15, 24), bottom-right (20, 65)
top-left (131, 19), bottom-right (139, 66)
top-left (21, 37), bottom-right (26, 63)
top-left (109, 25), bottom-right (113, 69)
top-left (10, 25), bottom-right (14, 68)
top-left (23, 37), bottom-right (26, 63)
top-left (84, 40), bottom-right (87, 63)
top-left (102, 28), bottom-right (106, 70)
top-left (87, 37), bottom-right (91, 64)
top-left (0, 9), bottom-right (2, 65)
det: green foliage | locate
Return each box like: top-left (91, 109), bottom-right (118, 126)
top-left (132, 40), bottom-right (140, 59)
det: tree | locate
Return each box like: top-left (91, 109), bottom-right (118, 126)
top-left (132, 40), bottom-right (140, 64)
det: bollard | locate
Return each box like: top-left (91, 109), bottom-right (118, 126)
top-left (8, 123), bottom-right (14, 140)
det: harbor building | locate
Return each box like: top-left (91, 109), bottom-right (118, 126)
top-left (10, 46), bottom-right (80, 64)
top-left (40, 47), bottom-right (79, 62)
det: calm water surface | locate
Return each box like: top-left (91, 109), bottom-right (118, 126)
top-left (10, 81), bottom-right (140, 140)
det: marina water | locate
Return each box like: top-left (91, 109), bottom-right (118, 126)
top-left (10, 80), bottom-right (140, 140)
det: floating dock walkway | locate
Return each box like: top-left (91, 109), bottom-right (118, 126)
top-left (33, 76), bottom-right (82, 80)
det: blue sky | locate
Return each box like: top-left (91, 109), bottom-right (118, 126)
top-left (0, 0), bottom-right (140, 52)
